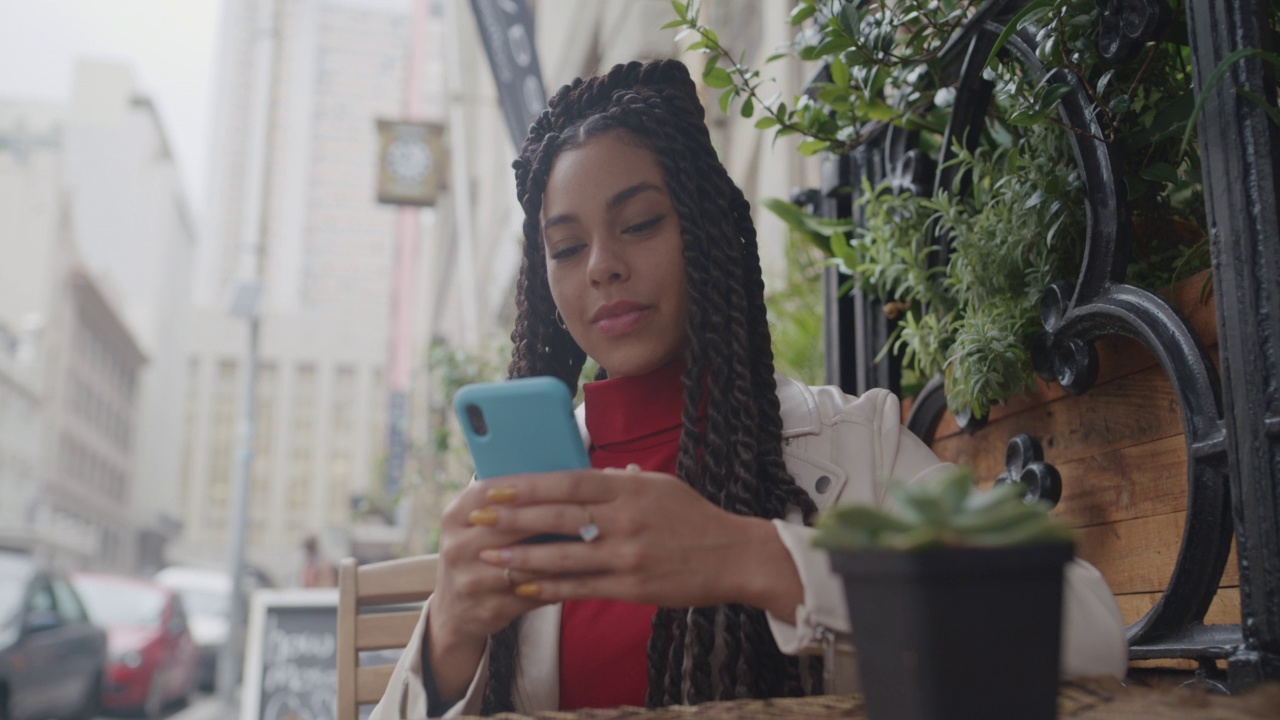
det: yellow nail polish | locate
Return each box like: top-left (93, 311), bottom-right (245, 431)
top-left (514, 582), bottom-right (541, 598)
top-left (486, 485), bottom-right (518, 503)
top-left (468, 507), bottom-right (498, 526)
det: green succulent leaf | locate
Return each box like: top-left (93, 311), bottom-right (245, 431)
top-left (812, 469), bottom-right (1074, 553)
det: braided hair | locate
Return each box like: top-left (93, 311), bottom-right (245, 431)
top-left (485, 59), bottom-right (822, 713)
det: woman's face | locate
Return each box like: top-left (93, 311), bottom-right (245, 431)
top-left (541, 131), bottom-right (690, 378)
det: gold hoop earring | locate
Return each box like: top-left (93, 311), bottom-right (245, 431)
top-left (555, 310), bottom-right (567, 330)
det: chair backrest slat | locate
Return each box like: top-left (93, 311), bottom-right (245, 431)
top-left (337, 554), bottom-right (439, 720)
top-left (356, 555), bottom-right (441, 605)
top-left (356, 665), bottom-right (399, 706)
top-left (356, 610), bottom-right (425, 651)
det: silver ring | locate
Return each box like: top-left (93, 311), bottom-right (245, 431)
top-left (579, 505), bottom-right (600, 543)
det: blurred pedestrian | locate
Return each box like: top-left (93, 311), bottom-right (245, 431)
top-left (299, 535), bottom-right (336, 587)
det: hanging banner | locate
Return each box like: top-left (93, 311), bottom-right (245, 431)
top-left (469, 0), bottom-right (547, 151)
top-left (375, 120), bottom-right (447, 206)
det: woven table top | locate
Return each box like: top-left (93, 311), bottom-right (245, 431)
top-left (468, 677), bottom-right (1280, 720)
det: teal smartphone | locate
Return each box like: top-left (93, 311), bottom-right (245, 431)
top-left (453, 376), bottom-right (590, 543)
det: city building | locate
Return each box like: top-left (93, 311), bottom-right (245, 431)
top-left (0, 106), bottom-right (146, 571)
top-left (38, 263), bottom-right (148, 572)
top-left (0, 323), bottom-right (41, 551)
top-left (0, 60), bottom-right (195, 573)
top-left (179, 0), bottom-right (446, 581)
top-left (60, 63), bottom-right (198, 573)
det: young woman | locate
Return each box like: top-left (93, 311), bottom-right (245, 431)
top-left (372, 59), bottom-right (1126, 719)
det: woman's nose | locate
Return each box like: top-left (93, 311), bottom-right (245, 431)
top-left (587, 241), bottom-right (628, 286)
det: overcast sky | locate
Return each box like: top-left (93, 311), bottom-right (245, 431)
top-left (0, 0), bottom-right (223, 214)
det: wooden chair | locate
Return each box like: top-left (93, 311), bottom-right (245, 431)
top-left (336, 554), bottom-right (439, 720)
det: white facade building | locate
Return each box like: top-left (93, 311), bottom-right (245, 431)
top-left (0, 326), bottom-right (41, 551)
top-left (60, 63), bottom-right (198, 573)
top-left (0, 110), bottom-right (146, 572)
top-left (0, 60), bottom-right (196, 573)
top-left (180, 0), bottom-right (448, 582)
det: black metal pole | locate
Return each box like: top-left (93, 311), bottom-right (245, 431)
top-left (1186, 0), bottom-right (1280, 686)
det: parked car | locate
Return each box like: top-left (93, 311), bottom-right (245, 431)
top-left (151, 566), bottom-right (231, 692)
top-left (70, 572), bottom-right (200, 718)
top-left (0, 550), bottom-right (106, 720)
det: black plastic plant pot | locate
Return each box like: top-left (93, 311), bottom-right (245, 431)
top-left (829, 543), bottom-right (1074, 720)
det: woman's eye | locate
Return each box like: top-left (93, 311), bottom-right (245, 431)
top-left (622, 215), bottom-right (664, 235)
top-left (549, 243), bottom-right (583, 261)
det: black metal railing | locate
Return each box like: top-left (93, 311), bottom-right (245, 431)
top-left (808, 0), bottom-right (1279, 689)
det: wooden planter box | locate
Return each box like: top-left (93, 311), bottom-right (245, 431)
top-left (903, 271), bottom-right (1235, 670)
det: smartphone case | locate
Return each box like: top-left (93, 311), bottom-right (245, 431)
top-left (453, 376), bottom-right (590, 479)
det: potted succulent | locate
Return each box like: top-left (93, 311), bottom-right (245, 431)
top-left (813, 469), bottom-right (1075, 720)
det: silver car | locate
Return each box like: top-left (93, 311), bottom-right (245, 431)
top-left (0, 550), bottom-right (107, 720)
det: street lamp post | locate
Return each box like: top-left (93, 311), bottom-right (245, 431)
top-left (219, 0), bottom-right (281, 704)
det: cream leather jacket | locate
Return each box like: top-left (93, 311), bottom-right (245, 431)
top-left (372, 377), bottom-right (1128, 719)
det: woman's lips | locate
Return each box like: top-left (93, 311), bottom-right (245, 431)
top-left (591, 301), bottom-right (652, 336)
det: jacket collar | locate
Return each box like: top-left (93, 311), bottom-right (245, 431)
top-left (775, 373), bottom-right (821, 438)
top-left (575, 373), bottom-right (821, 444)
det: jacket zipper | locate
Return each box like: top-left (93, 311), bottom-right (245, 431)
top-left (816, 624), bottom-right (835, 693)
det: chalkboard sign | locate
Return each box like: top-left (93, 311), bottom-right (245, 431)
top-left (240, 589), bottom-right (339, 720)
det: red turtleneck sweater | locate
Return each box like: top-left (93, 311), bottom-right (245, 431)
top-left (557, 361), bottom-right (686, 710)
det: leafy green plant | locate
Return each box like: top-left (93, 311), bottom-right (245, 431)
top-left (765, 226), bottom-right (828, 385)
top-left (669, 0), bottom-right (1225, 418)
top-left (412, 337), bottom-right (512, 552)
top-left (812, 468), bottom-right (1074, 551)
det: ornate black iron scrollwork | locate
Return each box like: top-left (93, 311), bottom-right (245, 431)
top-left (994, 434), bottom-right (1063, 507)
top-left (833, 0), bottom-right (1238, 666)
top-left (1032, 281), bottom-right (1100, 394)
top-left (1005, 0), bottom-right (1233, 653)
top-left (1097, 0), bottom-right (1172, 64)
top-left (818, 0), bottom-right (1280, 683)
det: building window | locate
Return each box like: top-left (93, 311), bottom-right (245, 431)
top-left (180, 359), bottom-right (199, 512)
top-left (328, 366), bottom-right (357, 522)
top-left (205, 359), bottom-right (239, 533)
top-left (249, 363), bottom-right (277, 545)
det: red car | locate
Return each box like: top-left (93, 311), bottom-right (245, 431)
top-left (69, 573), bottom-right (200, 718)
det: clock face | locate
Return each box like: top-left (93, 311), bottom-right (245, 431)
top-left (386, 138), bottom-right (432, 183)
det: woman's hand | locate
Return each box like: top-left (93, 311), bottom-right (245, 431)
top-left (467, 467), bottom-right (804, 620)
top-left (426, 481), bottom-right (556, 702)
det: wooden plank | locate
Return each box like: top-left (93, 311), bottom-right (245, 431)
top-left (1162, 269), bottom-right (1218, 345)
top-left (1075, 512), bottom-right (1238, 596)
top-left (337, 558), bottom-right (359, 720)
top-left (356, 665), bottom-right (398, 706)
top-left (1049, 435), bottom-right (1189, 528)
top-left (356, 610), bottom-right (423, 651)
top-left (357, 555), bottom-right (439, 606)
top-left (931, 364), bottom-right (1188, 484)
top-left (1114, 586), bottom-right (1241, 627)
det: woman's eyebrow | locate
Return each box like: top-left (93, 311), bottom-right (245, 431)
top-left (543, 213), bottom-right (577, 232)
top-left (544, 181), bottom-right (664, 231)
top-left (606, 181), bottom-right (663, 211)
